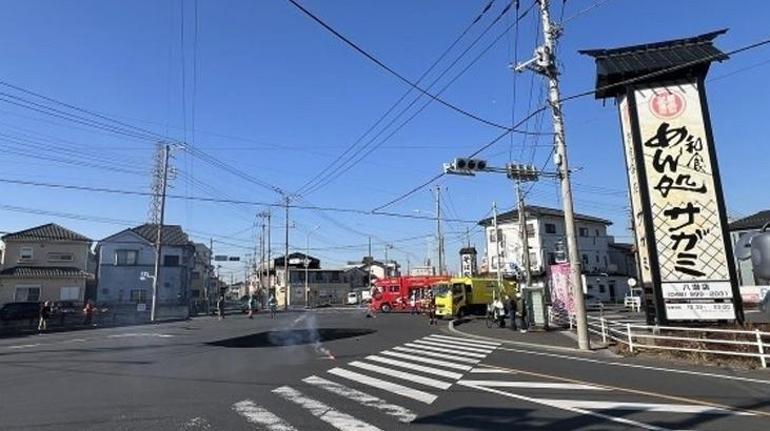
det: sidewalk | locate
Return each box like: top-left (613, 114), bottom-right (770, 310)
top-left (448, 317), bottom-right (585, 352)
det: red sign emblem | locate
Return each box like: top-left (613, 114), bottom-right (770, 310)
top-left (649, 91), bottom-right (686, 119)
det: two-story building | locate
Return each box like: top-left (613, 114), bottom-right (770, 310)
top-left (96, 224), bottom-right (195, 305)
top-left (0, 223), bottom-right (94, 305)
top-left (190, 242), bottom-right (212, 312)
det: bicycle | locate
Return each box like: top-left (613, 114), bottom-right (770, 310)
top-left (485, 305), bottom-right (506, 328)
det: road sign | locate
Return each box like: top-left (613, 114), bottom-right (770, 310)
top-left (214, 255), bottom-right (228, 261)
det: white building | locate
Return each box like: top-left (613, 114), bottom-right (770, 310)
top-left (479, 205), bottom-right (636, 302)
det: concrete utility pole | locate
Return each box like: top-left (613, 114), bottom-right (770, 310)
top-left (150, 143), bottom-right (170, 323)
top-left (516, 180), bottom-right (533, 287)
top-left (267, 210), bottom-right (272, 293)
top-left (384, 244), bottom-right (392, 278)
top-left (283, 196), bottom-right (290, 310)
top-left (435, 185), bottom-right (444, 275)
top-left (367, 236), bottom-right (373, 287)
top-left (207, 237), bottom-right (213, 313)
top-left (532, 0), bottom-right (589, 349)
top-left (492, 202), bottom-right (503, 299)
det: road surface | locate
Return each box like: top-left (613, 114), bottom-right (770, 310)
top-left (0, 309), bottom-right (768, 430)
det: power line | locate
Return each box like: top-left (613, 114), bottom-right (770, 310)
top-left (0, 177), bottom-right (480, 223)
top-left (284, 0), bottom-right (515, 131)
top-left (294, 0), bottom-right (500, 196)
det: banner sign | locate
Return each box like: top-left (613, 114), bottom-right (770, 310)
top-left (549, 263), bottom-right (574, 316)
top-left (622, 80), bottom-right (739, 321)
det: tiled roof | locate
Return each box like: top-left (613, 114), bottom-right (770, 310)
top-left (130, 224), bottom-right (192, 247)
top-left (478, 205), bottom-right (612, 227)
top-left (0, 266), bottom-right (93, 279)
top-left (729, 210), bottom-right (770, 231)
top-left (2, 223), bottom-right (91, 242)
top-left (580, 30), bottom-right (728, 99)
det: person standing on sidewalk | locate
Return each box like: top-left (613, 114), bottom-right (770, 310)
top-left (38, 301), bottom-right (52, 332)
top-left (82, 300), bottom-right (95, 326)
top-left (427, 292), bottom-right (437, 325)
top-left (247, 295), bottom-right (257, 319)
top-left (216, 295), bottom-right (226, 320)
top-left (516, 292), bottom-right (528, 333)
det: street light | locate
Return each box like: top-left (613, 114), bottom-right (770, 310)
top-left (305, 225), bottom-right (320, 308)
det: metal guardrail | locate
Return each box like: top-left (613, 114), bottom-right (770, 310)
top-left (549, 308), bottom-right (769, 368)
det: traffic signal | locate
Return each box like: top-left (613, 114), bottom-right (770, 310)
top-left (451, 158), bottom-right (487, 173)
top-left (506, 163), bottom-right (539, 181)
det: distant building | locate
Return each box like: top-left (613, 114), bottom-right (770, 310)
top-left (96, 224), bottom-right (195, 306)
top-left (729, 210), bottom-right (770, 304)
top-left (191, 243), bottom-right (213, 312)
top-left (344, 257), bottom-right (400, 281)
top-left (0, 223), bottom-right (94, 305)
top-left (272, 253), bottom-right (350, 308)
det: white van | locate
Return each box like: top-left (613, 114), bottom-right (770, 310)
top-left (347, 291), bottom-right (359, 305)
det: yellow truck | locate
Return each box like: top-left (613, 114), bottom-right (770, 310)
top-left (434, 276), bottom-right (517, 319)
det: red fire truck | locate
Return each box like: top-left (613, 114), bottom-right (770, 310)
top-left (369, 276), bottom-right (450, 312)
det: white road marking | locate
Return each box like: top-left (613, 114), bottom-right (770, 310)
top-left (7, 343), bottom-right (41, 349)
top-left (391, 346), bottom-right (480, 363)
top-left (348, 361), bottom-right (452, 390)
top-left (496, 346), bottom-right (770, 386)
top-left (458, 382), bottom-right (676, 431)
top-left (232, 400), bottom-right (298, 431)
top-left (303, 375), bottom-right (417, 423)
top-left (107, 333), bottom-right (174, 338)
top-left (546, 399), bottom-right (753, 415)
top-left (423, 336), bottom-right (498, 351)
top-left (365, 355), bottom-right (463, 380)
top-left (272, 385), bottom-right (381, 431)
top-left (458, 380), bottom-right (609, 391)
top-left (381, 350), bottom-right (473, 371)
top-left (414, 339), bottom-right (495, 353)
top-left (327, 367), bottom-right (437, 404)
top-left (428, 334), bottom-right (500, 346)
top-left (469, 367), bottom-right (516, 374)
top-left (402, 342), bottom-right (486, 358)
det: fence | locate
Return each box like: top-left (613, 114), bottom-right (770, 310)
top-left (550, 308), bottom-right (770, 368)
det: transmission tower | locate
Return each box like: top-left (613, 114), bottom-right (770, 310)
top-left (148, 143), bottom-right (165, 224)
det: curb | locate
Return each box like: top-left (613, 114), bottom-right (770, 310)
top-left (446, 318), bottom-right (593, 354)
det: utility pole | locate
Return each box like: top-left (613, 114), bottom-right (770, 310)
top-left (150, 144), bottom-right (170, 323)
top-left (367, 236), bottom-right (373, 288)
top-left (207, 237), bottom-right (213, 313)
top-left (492, 202), bottom-right (503, 300)
top-left (384, 244), bottom-right (392, 278)
top-left (267, 210), bottom-right (272, 294)
top-left (435, 185), bottom-right (444, 275)
top-left (515, 0), bottom-right (588, 349)
top-left (516, 180), bottom-right (533, 287)
top-left (283, 196), bottom-right (290, 310)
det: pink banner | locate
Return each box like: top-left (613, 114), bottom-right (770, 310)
top-left (550, 263), bottom-right (574, 316)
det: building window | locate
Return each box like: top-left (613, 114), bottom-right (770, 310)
top-left (130, 289), bottom-right (148, 303)
top-left (48, 252), bottom-right (74, 262)
top-left (314, 272), bottom-right (323, 282)
top-left (582, 254), bottom-right (589, 265)
top-left (115, 250), bottom-right (138, 266)
top-left (595, 254), bottom-right (600, 264)
top-left (547, 252), bottom-right (556, 265)
top-left (191, 271), bottom-right (200, 280)
top-left (603, 256), bottom-right (608, 268)
top-left (163, 255), bottom-right (180, 267)
top-left (330, 272), bottom-right (340, 283)
top-left (599, 285), bottom-right (606, 293)
top-left (15, 286), bottom-right (40, 302)
top-left (526, 225), bottom-right (535, 238)
top-left (595, 229), bottom-right (600, 237)
top-left (579, 227), bottom-right (588, 237)
top-left (60, 287), bottom-right (80, 301)
top-left (20, 247), bottom-right (33, 260)
top-left (545, 223), bottom-right (556, 234)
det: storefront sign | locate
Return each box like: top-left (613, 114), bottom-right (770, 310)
top-left (664, 302), bottom-right (735, 320)
top-left (661, 281), bottom-right (732, 299)
top-left (549, 263), bottom-right (574, 316)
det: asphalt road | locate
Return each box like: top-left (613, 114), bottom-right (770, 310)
top-left (0, 309), bottom-right (768, 430)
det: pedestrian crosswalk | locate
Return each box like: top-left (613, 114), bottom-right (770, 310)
top-left (228, 333), bottom-right (500, 429)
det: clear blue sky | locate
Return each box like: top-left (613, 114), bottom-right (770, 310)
top-left (0, 0), bottom-right (768, 280)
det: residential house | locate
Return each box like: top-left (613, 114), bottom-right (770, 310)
top-left (0, 223), bottom-right (93, 305)
top-left (191, 242), bottom-right (213, 312)
top-left (272, 253), bottom-right (352, 308)
top-left (96, 224), bottom-right (195, 306)
top-left (729, 210), bottom-right (770, 304)
top-left (344, 257), bottom-right (400, 282)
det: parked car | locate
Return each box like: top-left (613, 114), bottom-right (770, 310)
top-left (0, 302), bottom-right (41, 322)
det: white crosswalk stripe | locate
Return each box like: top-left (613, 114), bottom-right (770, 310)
top-left (546, 399), bottom-right (751, 415)
top-left (413, 339), bottom-right (495, 353)
top-left (427, 334), bottom-right (500, 346)
top-left (302, 375), bottom-right (417, 423)
top-left (272, 385), bottom-right (382, 430)
top-left (365, 355), bottom-right (463, 380)
top-left (458, 380), bottom-right (609, 391)
top-left (348, 360), bottom-right (452, 390)
top-left (422, 337), bottom-right (498, 351)
top-left (328, 367), bottom-right (438, 404)
top-left (231, 400), bottom-right (298, 431)
top-left (380, 350), bottom-right (473, 370)
top-left (391, 346), bottom-right (480, 363)
top-left (402, 342), bottom-right (487, 358)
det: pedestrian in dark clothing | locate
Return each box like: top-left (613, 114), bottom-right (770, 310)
top-left (517, 293), bottom-right (528, 333)
top-left (38, 301), bottom-right (52, 332)
top-left (508, 295), bottom-right (517, 331)
top-left (428, 293), bottom-right (437, 325)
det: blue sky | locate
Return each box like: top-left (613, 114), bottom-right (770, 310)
top-left (0, 0), bottom-right (768, 280)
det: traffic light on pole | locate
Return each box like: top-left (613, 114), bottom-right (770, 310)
top-left (445, 158), bottom-right (488, 176)
top-left (506, 163), bottom-right (539, 182)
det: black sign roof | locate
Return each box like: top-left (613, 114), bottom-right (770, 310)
top-left (580, 29), bottom-right (728, 99)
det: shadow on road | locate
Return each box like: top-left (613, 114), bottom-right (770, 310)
top-left (206, 327), bottom-right (376, 348)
